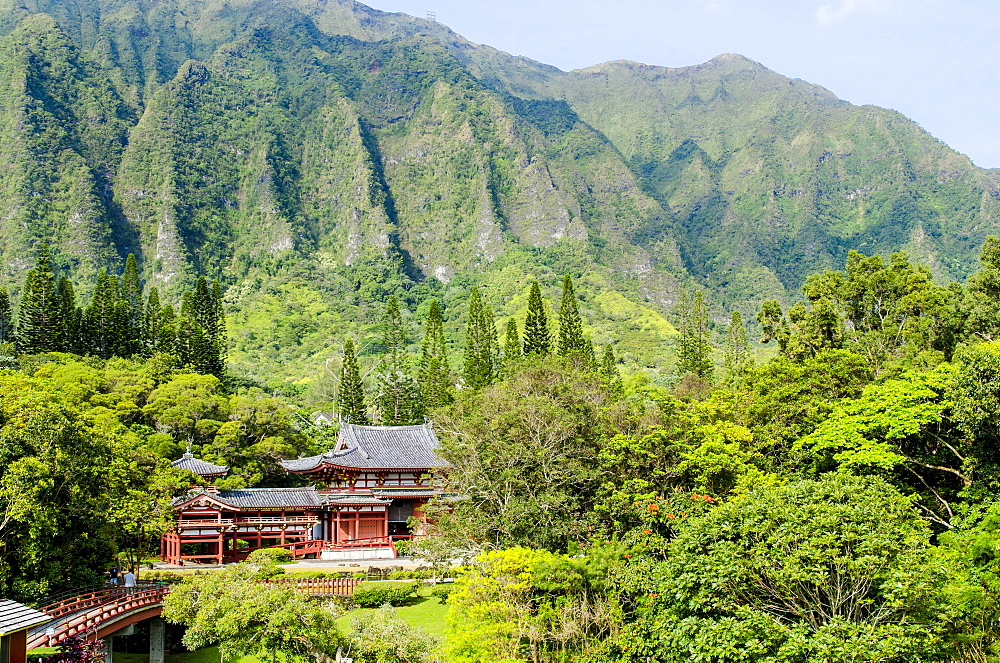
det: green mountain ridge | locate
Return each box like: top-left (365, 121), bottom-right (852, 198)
top-left (0, 0), bottom-right (995, 386)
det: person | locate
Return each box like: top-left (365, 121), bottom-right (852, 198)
top-left (109, 567), bottom-right (119, 586)
top-left (123, 569), bottom-right (136, 588)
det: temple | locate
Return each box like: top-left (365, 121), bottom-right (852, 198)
top-left (160, 423), bottom-right (447, 564)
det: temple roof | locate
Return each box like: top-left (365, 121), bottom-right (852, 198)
top-left (176, 487), bottom-right (325, 510)
top-left (172, 452), bottom-right (229, 477)
top-left (281, 423), bottom-right (448, 472)
top-left (0, 600), bottom-right (51, 636)
top-left (326, 495), bottom-right (391, 505)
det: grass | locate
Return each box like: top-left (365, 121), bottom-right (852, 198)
top-left (114, 649), bottom-right (264, 663)
top-left (336, 585), bottom-right (450, 640)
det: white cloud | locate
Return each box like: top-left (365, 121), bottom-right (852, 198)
top-left (815, 0), bottom-right (893, 25)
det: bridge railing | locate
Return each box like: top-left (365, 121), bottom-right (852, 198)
top-left (262, 577), bottom-right (363, 596)
top-left (38, 582), bottom-right (167, 618)
top-left (28, 585), bottom-right (169, 650)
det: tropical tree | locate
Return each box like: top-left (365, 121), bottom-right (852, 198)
top-left (615, 475), bottom-right (956, 663)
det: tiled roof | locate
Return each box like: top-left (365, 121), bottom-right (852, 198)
top-left (216, 488), bottom-right (324, 509)
top-left (372, 488), bottom-right (439, 499)
top-left (177, 487), bottom-right (325, 509)
top-left (0, 600), bottom-right (51, 636)
top-left (172, 452), bottom-right (228, 476)
top-left (325, 495), bottom-right (391, 505)
top-left (281, 423), bottom-right (448, 472)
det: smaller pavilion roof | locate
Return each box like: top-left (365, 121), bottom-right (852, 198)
top-left (172, 452), bottom-right (229, 477)
top-left (0, 600), bottom-right (51, 636)
top-left (281, 423), bottom-right (447, 472)
top-left (175, 487), bottom-right (326, 510)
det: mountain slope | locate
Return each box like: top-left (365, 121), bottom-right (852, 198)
top-left (0, 0), bottom-right (995, 387)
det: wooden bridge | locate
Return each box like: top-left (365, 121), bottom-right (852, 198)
top-left (26, 584), bottom-right (169, 650)
top-left (25, 577), bottom-right (365, 653)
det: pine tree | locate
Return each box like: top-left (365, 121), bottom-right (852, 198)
top-left (120, 254), bottom-right (144, 355)
top-left (676, 290), bottom-right (713, 379)
top-left (17, 245), bottom-right (62, 355)
top-left (463, 287), bottom-right (498, 389)
top-left (724, 311), bottom-right (751, 379)
top-left (374, 296), bottom-right (423, 425)
top-left (85, 270), bottom-right (122, 358)
top-left (557, 274), bottom-right (587, 357)
top-left (57, 277), bottom-right (80, 353)
top-left (503, 317), bottom-right (521, 366)
top-left (582, 336), bottom-right (598, 371)
top-left (418, 299), bottom-right (452, 411)
top-left (179, 277), bottom-right (225, 378)
top-left (338, 337), bottom-right (370, 425)
top-left (600, 345), bottom-right (624, 395)
top-left (0, 288), bottom-right (13, 344)
top-left (522, 281), bottom-right (551, 356)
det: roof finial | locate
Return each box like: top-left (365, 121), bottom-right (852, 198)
top-left (183, 444), bottom-right (193, 459)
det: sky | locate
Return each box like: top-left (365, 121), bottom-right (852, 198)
top-left (363, 0), bottom-right (1000, 168)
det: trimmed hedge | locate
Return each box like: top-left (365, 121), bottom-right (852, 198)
top-left (351, 581), bottom-right (416, 607)
top-left (430, 584), bottom-right (455, 602)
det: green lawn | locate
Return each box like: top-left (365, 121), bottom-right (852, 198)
top-left (336, 590), bottom-right (450, 640)
top-left (114, 649), bottom-right (263, 663)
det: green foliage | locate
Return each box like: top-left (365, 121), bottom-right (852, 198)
top-left (619, 475), bottom-right (955, 663)
top-left (522, 281), bottom-right (551, 356)
top-left (556, 274), bottom-right (587, 359)
top-left (17, 245), bottom-right (61, 354)
top-left (462, 287), bottom-right (498, 390)
top-left (436, 357), bottom-right (612, 550)
top-left (675, 290), bottom-right (712, 379)
top-left (163, 559), bottom-right (344, 662)
top-left (338, 337), bottom-right (369, 425)
top-left (351, 581), bottom-right (417, 608)
top-left (245, 547), bottom-right (294, 565)
top-left (445, 547), bottom-right (619, 663)
top-left (349, 604), bottom-right (440, 663)
top-left (418, 298), bottom-right (453, 411)
top-left (723, 310), bottom-right (750, 380)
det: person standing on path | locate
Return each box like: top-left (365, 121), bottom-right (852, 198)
top-left (109, 567), bottom-right (119, 586)
top-left (123, 569), bottom-right (136, 588)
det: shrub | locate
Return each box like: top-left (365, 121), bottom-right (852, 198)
top-left (246, 548), bottom-right (294, 564)
top-left (393, 540), bottom-right (413, 557)
top-left (141, 571), bottom-right (184, 584)
top-left (351, 581), bottom-right (416, 607)
top-left (430, 584), bottom-right (454, 602)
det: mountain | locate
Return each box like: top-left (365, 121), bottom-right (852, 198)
top-left (0, 0), bottom-right (995, 387)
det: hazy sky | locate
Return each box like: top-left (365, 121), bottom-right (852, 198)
top-left (364, 0), bottom-right (999, 168)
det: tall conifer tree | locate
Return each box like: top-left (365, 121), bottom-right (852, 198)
top-left (463, 287), bottom-right (498, 389)
top-left (0, 288), bottom-right (13, 344)
top-left (338, 337), bottom-right (370, 425)
top-left (374, 296), bottom-right (423, 425)
top-left (85, 269), bottom-right (122, 358)
top-left (418, 299), bottom-right (452, 410)
top-left (57, 277), bottom-right (80, 353)
top-left (17, 245), bottom-right (61, 355)
top-left (503, 317), bottom-right (521, 366)
top-left (676, 290), bottom-right (713, 379)
top-left (522, 281), bottom-right (551, 356)
top-left (120, 254), bottom-right (144, 354)
top-left (557, 274), bottom-right (586, 357)
top-left (724, 311), bottom-right (751, 379)
top-left (179, 277), bottom-right (225, 378)
top-left (600, 345), bottom-right (624, 395)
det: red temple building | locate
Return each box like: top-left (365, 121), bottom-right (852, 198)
top-left (160, 423), bottom-right (447, 564)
